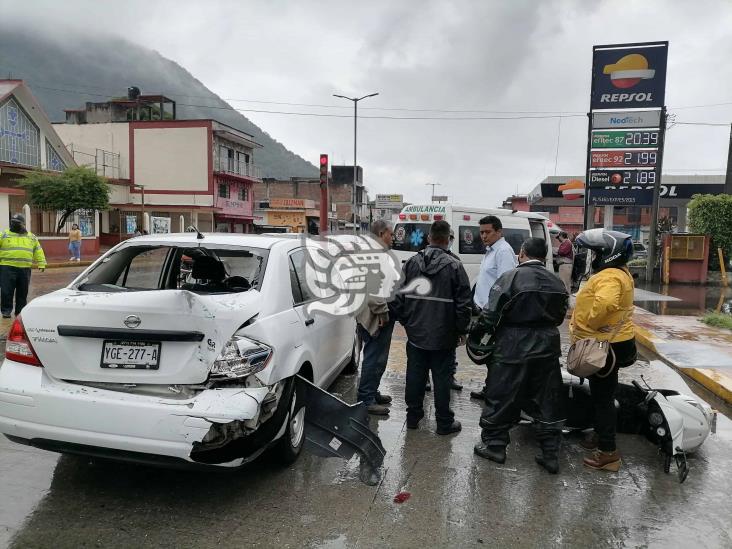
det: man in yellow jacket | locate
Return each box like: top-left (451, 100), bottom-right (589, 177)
top-left (0, 213), bottom-right (46, 318)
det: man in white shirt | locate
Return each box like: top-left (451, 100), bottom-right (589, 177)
top-left (470, 215), bottom-right (518, 400)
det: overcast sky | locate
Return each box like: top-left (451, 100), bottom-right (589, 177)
top-left (4, 0), bottom-right (732, 207)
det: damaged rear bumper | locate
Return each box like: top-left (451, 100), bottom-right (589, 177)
top-left (0, 360), bottom-right (283, 468)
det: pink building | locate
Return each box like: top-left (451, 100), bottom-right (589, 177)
top-left (54, 95), bottom-right (262, 242)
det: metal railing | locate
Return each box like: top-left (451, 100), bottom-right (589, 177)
top-left (68, 145), bottom-right (122, 179)
top-left (215, 158), bottom-right (261, 180)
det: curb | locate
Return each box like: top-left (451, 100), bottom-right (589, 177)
top-left (43, 260), bottom-right (95, 269)
top-left (634, 322), bottom-right (732, 404)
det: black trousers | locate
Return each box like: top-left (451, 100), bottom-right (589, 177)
top-left (0, 266), bottom-right (31, 316)
top-left (588, 338), bottom-right (637, 452)
top-left (479, 356), bottom-right (564, 453)
top-left (405, 343), bottom-right (454, 428)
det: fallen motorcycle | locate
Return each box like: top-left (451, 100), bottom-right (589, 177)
top-left (559, 372), bottom-right (716, 483)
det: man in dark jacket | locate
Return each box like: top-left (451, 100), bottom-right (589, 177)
top-left (394, 220), bottom-right (472, 435)
top-left (468, 237), bottom-right (568, 473)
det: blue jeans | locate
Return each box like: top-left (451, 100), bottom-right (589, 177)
top-left (69, 240), bottom-right (81, 260)
top-left (357, 320), bottom-right (395, 405)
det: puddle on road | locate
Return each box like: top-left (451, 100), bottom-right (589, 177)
top-left (635, 282), bottom-right (732, 317)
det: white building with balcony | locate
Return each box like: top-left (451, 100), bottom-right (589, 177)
top-left (54, 94), bottom-right (262, 244)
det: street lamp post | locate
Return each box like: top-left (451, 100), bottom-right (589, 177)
top-left (333, 92), bottom-right (379, 234)
top-left (134, 184), bottom-right (145, 233)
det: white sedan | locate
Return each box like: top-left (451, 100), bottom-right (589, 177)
top-left (0, 233), bottom-right (357, 468)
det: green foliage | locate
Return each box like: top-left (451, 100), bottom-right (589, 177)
top-left (20, 167), bottom-right (111, 233)
top-left (688, 194), bottom-right (732, 271)
top-left (627, 258), bottom-right (647, 267)
top-left (700, 312), bottom-right (732, 332)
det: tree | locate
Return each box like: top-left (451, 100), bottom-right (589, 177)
top-left (688, 193), bottom-right (732, 270)
top-left (20, 166), bottom-right (111, 233)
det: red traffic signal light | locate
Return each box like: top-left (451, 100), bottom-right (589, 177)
top-left (319, 154), bottom-right (328, 185)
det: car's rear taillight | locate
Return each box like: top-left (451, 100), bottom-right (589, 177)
top-left (210, 336), bottom-right (272, 379)
top-left (5, 316), bottom-right (43, 367)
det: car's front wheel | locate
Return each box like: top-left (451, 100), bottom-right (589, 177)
top-left (273, 378), bottom-right (306, 464)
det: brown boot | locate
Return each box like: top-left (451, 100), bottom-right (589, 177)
top-left (579, 432), bottom-right (599, 451)
top-left (583, 450), bottom-right (622, 471)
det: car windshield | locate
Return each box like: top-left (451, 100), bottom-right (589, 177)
top-left (76, 245), bottom-right (268, 293)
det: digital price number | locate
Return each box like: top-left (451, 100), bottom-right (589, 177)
top-left (589, 169), bottom-right (657, 187)
top-left (591, 130), bottom-right (660, 149)
top-left (591, 150), bottom-right (658, 168)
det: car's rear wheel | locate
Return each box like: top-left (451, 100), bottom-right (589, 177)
top-left (273, 378), bottom-right (306, 464)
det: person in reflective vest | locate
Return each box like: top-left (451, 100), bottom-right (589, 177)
top-left (0, 213), bottom-right (46, 318)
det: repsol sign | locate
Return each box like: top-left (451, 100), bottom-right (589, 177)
top-left (599, 93), bottom-right (654, 104)
top-left (591, 43), bottom-right (668, 110)
top-left (601, 185), bottom-right (684, 198)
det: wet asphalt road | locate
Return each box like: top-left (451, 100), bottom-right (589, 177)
top-left (1, 270), bottom-right (732, 548)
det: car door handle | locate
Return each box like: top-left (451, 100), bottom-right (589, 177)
top-left (305, 318), bottom-right (315, 326)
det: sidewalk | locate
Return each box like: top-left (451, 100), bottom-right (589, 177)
top-left (43, 246), bottom-right (110, 269)
top-left (634, 307), bottom-right (732, 404)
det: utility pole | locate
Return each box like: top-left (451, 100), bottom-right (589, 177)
top-left (333, 92), bottom-right (379, 234)
top-left (646, 107), bottom-right (668, 283)
top-left (426, 182), bottom-right (441, 202)
top-left (725, 122), bottom-right (732, 195)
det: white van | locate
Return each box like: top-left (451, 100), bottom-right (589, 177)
top-left (391, 204), bottom-right (554, 287)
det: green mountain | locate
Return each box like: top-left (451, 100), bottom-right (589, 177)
top-left (0, 25), bottom-right (317, 179)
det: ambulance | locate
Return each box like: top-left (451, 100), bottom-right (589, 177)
top-left (391, 203), bottom-right (556, 287)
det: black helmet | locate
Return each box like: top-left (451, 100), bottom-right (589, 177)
top-left (11, 213), bottom-right (25, 224)
top-left (466, 330), bottom-right (495, 365)
top-left (575, 228), bottom-right (633, 270)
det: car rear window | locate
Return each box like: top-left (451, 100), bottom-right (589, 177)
top-left (393, 223), bottom-right (431, 252)
top-left (76, 245), bottom-right (268, 293)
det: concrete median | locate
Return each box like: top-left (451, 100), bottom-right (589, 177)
top-left (634, 307), bottom-right (732, 404)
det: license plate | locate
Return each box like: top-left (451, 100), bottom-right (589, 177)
top-left (101, 340), bottom-right (161, 370)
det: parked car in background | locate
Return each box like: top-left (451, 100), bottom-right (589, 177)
top-left (633, 241), bottom-right (648, 259)
top-left (0, 233), bottom-right (357, 469)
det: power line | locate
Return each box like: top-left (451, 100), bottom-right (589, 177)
top-left (10, 71), bottom-right (732, 124)
top-left (673, 121), bottom-right (731, 127)
top-left (667, 101), bottom-right (732, 110)
top-left (0, 68), bottom-right (589, 115)
top-left (30, 83), bottom-right (587, 121)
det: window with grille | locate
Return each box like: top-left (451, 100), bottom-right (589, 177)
top-left (218, 183), bottom-right (229, 198)
top-left (670, 235), bottom-right (705, 260)
top-left (46, 140), bottom-right (65, 171)
top-left (0, 98), bottom-right (40, 167)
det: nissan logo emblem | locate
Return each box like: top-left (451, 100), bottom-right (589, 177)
top-left (124, 315), bottom-right (141, 329)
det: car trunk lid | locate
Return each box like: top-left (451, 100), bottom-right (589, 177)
top-left (21, 289), bottom-right (261, 384)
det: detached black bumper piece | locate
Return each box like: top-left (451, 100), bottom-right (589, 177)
top-left (297, 375), bottom-right (386, 470)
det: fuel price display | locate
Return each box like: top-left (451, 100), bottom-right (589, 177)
top-left (591, 150), bottom-right (658, 168)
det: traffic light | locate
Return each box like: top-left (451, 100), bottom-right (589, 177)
top-left (319, 154), bottom-right (328, 187)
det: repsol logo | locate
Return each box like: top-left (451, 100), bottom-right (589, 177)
top-left (600, 93), bottom-right (653, 103)
top-left (605, 252), bottom-right (622, 262)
